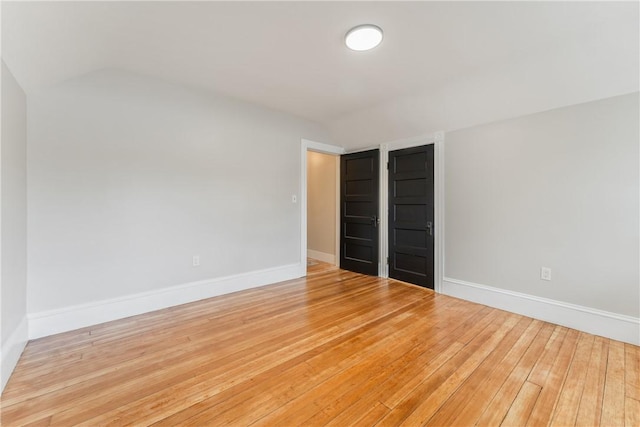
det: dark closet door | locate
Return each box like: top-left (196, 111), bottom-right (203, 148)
top-left (340, 150), bottom-right (380, 276)
top-left (388, 145), bottom-right (434, 288)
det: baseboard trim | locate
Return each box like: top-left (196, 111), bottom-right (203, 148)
top-left (28, 262), bottom-right (306, 340)
top-left (1, 316), bottom-right (28, 393)
top-left (307, 249), bottom-right (336, 265)
top-left (442, 277), bottom-right (640, 345)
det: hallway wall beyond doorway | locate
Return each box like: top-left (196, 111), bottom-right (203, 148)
top-left (307, 151), bottom-right (338, 264)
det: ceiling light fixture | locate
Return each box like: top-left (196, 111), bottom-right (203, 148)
top-left (345, 24), bottom-right (383, 51)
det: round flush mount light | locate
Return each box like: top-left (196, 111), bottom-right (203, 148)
top-left (345, 24), bottom-right (383, 51)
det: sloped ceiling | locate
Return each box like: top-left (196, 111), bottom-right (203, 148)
top-left (2, 1), bottom-right (638, 148)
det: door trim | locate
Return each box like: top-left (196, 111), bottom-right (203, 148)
top-left (300, 139), bottom-right (345, 272)
top-left (379, 131), bottom-right (445, 293)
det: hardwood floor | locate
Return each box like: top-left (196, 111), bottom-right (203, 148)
top-left (1, 261), bottom-right (638, 426)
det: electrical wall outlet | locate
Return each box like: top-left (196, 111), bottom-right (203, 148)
top-left (540, 267), bottom-right (551, 281)
top-left (193, 255), bottom-right (200, 267)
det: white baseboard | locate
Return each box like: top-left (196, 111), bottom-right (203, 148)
top-left (28, 262), bottom-right (306, 340)
top-left (307, 249), bottom-right (336, 265)
top-left (442, 277), bottom-right (640, 345)
top-left (1, 316), bottom-right (28, 393)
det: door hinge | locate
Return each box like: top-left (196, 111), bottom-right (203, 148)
top-left (386, 162), bottom-right (389, 170)
top-left (386, 257), bottom-right (389, 264)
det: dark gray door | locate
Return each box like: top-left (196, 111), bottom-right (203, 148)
top-left (340, 150), bottom-right (379, 276)
top-left (388, 145), bottom-right (434, 288)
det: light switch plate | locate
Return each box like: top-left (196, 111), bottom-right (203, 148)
top-left (541, 267), bottom-right (551, 281)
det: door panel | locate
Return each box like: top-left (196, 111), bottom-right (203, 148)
top-left (340, 150), bottom-right (379, 276)
top-left (388, 145), bottom-right (434, 288)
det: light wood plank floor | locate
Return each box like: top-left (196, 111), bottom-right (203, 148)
top-left (2, 261), bottom-right (638, 426)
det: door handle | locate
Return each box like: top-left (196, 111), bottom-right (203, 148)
top-left (371, 215), bottom-right (380, 227)
top-left (426, 221), bottom-right (433, 236)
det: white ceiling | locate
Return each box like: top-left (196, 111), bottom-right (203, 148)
top-left (2, 1), bottom-right (638, 146)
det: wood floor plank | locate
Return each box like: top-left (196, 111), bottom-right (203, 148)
top-left (527, 326), bottom-right (569, 387)
top-left (6, 281), bottom-right (405, 423)
top-left (2, 288), bottom-right (384, 422)
top-left (154, 297), bottom-right (442, 426)
top-left (625, 343), bottom-right (640, 401)
top-left (349, 400), bottom-right (390, 426)
top-left (61, 286), bottom-right (425, 425)
top-left (432, 318), bottom-right (544, 426)
top-left (472, 322), bottom-right (556, 427)
top-left (601, 339), bottom-right (626, 426)
top-left (7, 278), bottom-right (405, 423)
top-left (501, 381), bottom-right (542, 426)
top-left (244, 299), bottom-right (451, 426)
top-left (380, 307), bottom-right (503, 409)
top-left (550, 332), bottom-right (595, 426)
top-left (379, 312), bottom-right (521, 426)
top-left (323, 307), bottom-right (492, 427)
top-left (396, 314), bottom-right (524, 426)
top-left (526, 328), bottom-right (580, 426)
top-left (294, 307), bottom-right (471, 426)
top-left (1, 260), bottom-right (635, 427)
top-left (48, 291), bottom-right (421, 425)
top-left (424, 316), bottom-right (534, 426)
top-left (575, 336), bottom-right (609, 427)
top-left (625, 397), bottom-right (640, 427)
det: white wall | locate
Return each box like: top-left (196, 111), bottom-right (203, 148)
top-left (306, 151), bottom-right (336, 262)
top-left (445, 93), bottom-right (639, 319)
top-left (1, 61), bottom-right (28, 391)
top-left (27, 70), bottom-right (327, 322)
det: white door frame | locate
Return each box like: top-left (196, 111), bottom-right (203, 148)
top-left (379, 131), bottom-right (445, 293)
top-left (300, 139), bottom-right (345, 272)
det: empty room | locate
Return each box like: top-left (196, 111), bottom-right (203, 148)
top-left (1, 1), bottom-right (638, 426)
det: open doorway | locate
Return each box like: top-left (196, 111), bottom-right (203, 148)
top-left (307, 151), bottom-right (339, 267)
top-left (300, 139), bottom-right (344, 274)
